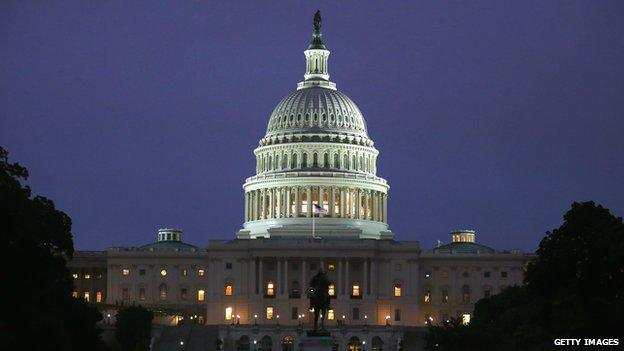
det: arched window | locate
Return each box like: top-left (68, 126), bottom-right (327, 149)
top-left (159, 283), bottom-right (167, 300)
top-left (266, 281), bottom-right (275, 297)
top-left (351, 283), bottom-right (360, 297)
top-left (291, 153), bottom-right (298, 169)
top-left (290, 280), bottom-right (300, 298)
top-left (282, 336), bottom-right (294, 351)
top-left (313, 153), bottom-right (318, 167)
top-left (236, 335), bottom-right (249, 351)
top-left (225, 283), bottom-right (233, 296)
top-left (352, 155), bottom-right (356, 170)
top-left (197, 289), bottom-right (205, 302)
top-left (225, 306), bottom-right (233, 321)
top-left (275, 154), bottom-right (280, 170)
top-left (334, 154), bottom-right (339, 168)
top-left (462, 285), bottom-right (471, 303)
top-left (260, 335), bottom-right (272, 351)
top-left (344, 154), bottom-right (349, 170)
top-left (300, 192), bottom-right (308, 216)
top-left (328, 284), bottom-right (335, 297)
top-left (347, 336), bottom-right (362, 351)
top-left (372, 336), bottom-right (384, 351)
top-left (302, 153), bottom-right (308, 168)
top-left (394, 282), bottom-right (402, 297)
top-left (323, 153), bottom-right (329, 168)
top-left (268, 156), bottom-right (272, 171)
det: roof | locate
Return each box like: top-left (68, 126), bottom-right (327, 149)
top-left (139, 240), bottom-right (198, 252)
top-left (431, 241), bottom-right (495, 254)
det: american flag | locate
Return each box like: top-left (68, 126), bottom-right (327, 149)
top-left (313, 203), bottom-right (328, 216)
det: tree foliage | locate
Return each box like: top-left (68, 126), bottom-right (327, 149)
top-left (114, 305), bottom-right (154, 351)
top-left (425, 201), bottom-right (624, 351)
top-left (0, 146), bottom-right (103, 350)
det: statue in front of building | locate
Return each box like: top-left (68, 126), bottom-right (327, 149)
top-left (308, 268), bottom-right (331, 333)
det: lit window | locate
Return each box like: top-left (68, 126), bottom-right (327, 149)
top-left (139, 287), bottom-right (146, 301)
top-left (122, 268), bottom-right (129, 276)
top-left (83, 292), bottom-right (90, 302)
top-left (462, 313), bottom-right (471, 325)
top-left (225, 283), bottom-right (233, 296)
top-left (160, 269), bottom-right (167, 277)
top-left (181, 269), bottom-right (188, 276)
top-left (159, 284), bottom-right (167, 300)
top-left (180, 288), bottom-right (188, 301)
top-left (96, 291), bottom-right (103, 303)
top-left (266, 307), bottom-right (274, 320)
top-left (424, 290), bottom-right (431, 303)
top-left (225, 307), bottom-right (233, 320)
top-left (72, 273), bottom-right (79, 279)
top-left (327, 309), bottom-right (334, 320)
top-left (197, 289), bottom-right (205, 302)
top-left (72, 291), bottom-right (79, 298)
top-left (266, 281), bottom-right (275, 296)
top-left (328, 264), bottom-right (335, 271)
top-left (442, 289), bottom-right (449, 303)
top-left (351, 283), bottom-right (360, 297)
top-left (394, 283), bottom-right (402, 297)
top-left (328, 284), bottom-right (335, 297)
top-left (198, 269), bottom-right (205, 276)
top-left (84, 274), bottom-right (91, 279)
top-left (441, 270), bottom-right (449, 278)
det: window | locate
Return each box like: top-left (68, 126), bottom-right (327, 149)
top-left (291, 307), bottom-right (298, 320)
top-left (484, 271), bottom-right (491, 278)
top-left (424, 290), bottom-right (431, 303)
top-left (462, 313), bottom-right (471, 325)
top-left (501, 271), bottom-right (508, 278)
top-left (180, 288), bottom-right (188, 301)
top-left (225, 283), bottom-right (233, 296)
top-left (442, 289), bottom-right (449, 303)
top-left (122, 288), bottom-right (129, 300)
top-left (351, 283), bottom-right (360, 297)
top-left (327, 309), bottom-right (334, 320)
top-left (139, 287), bottom-right (145, 300)
top-left (84, 274), bottom-right (91, 279)
top-left (181, 269), bottom-right (188, 276)
top-left (395, 309), bottom-right (401, 321)
top-left (441, 270), bottom-right (449, 278)
top-left (83, 292), bottom-right (90, 302)
top-left (462, 285), bottom-right (470, 303)
top-left (266, 307), bottom-right (274, 320)
top-left (226, 263), bottom-right (232, 270)
top-left (328, 264), bottom-right (335, 271)
top-left (225, 307), bottom-right (233, 321)
top-left (72, 291), bottom-right (78, 298)
top-left (266, 281), bottom-right (275, 296)
top-left (394, 283), bottom-right (402, 297)
top-left (72, 273), bottom-right (79, 279)
top-left (484, 289), bottom-right (491, 298)
top-left (96, 291), bottom-right (103, 302)
top-left (139, 269), bottom-right (145, 276)
top-left (395, 263), bottom-right (402, 271)
top-left (462, 271), bottom-right (469, 278)
top-left (196, 269), bottom-right (204, 276)
top-left (197, 289), bottom-right (205, 302)
top-left (159, 284), bottom-right (167, 300)
top-left (424, 271), bottom-right (431, 278)
top-left (328, 284), bottom-right (335, 297)
top-left (122, 268), bottom-right (130, 276)
top-left (352, 307), bottom-right (360, 320)
top-left (160, 269), bottom-right (167, 277)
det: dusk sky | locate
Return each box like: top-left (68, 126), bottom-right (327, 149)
top-left (2, 1), bottom-right (623, 251)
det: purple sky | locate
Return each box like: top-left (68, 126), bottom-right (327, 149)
top-left (2, 1), bottom-right (623, 251)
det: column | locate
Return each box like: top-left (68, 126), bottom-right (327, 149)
top-left (340, 188), bottom-right (346, 218)
top-left (356, 189), bottom-right (361, 219)
top-left (370, 259), bottom-right (377, 297)
top-left (269, 188), bottom-right (275, 218)
top-left (318, 186), bottom-right (324, 211)
top-left (251, 257), bottom-right (257, 296)
top-left (261, 189), bottom-right (266, 219)
top-left (344, 259), bottom-right (350, 296)
top-left (284, 259), bottom-right (288, 296)
top-left (338, 258), bottom-right (343, 296)
top-left (294, 187), bottom-right (300, 217)
top-left (285, 188), bottom-right (290, 218)
top-left (244, 192), bottom-right (249, 222)
top-left (383, 194), bottom-right (388, 223)
top-left (306, 187), bottom-right (312, 217)
top-left (364, 191), bottom-right (369, 220)
top-left (363, 259), bottom-right (369, 296)
top-left (329, 187), bottom-right (335, 217)
top-left (301, 259), bottom-right (307, 294)
top-left (372, 192), bottom-right (378, 221)
top-left (277, 258), bottom-right (282, 295)
top-left (258, 258), bottom-right (263, 296)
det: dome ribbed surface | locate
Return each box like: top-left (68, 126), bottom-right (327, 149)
top-left (265, 87), bottom-right (368, 137)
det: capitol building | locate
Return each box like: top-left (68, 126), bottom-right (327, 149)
top-left (69, 13), bottom-right (532, 351)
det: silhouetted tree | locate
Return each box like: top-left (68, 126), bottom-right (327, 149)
top-left (0, 146), bottom-right (103, 350)
top-left (115, 305), bottom-right (154, 351)
top-left (425, 201), bottom-right (624, 351)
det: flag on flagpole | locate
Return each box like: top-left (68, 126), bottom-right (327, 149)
top-left (313, 203), bottom-right (328, 216)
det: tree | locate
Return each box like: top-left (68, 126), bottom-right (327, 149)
top-left (425, 201), bottom-right (624, 350)
top-left (0, 146), bottom-right (103, 350)
top-left (115, 305), bottom-right (154, 351)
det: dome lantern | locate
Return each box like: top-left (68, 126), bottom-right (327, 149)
top-left (299, 11), bottom-right (336, 90)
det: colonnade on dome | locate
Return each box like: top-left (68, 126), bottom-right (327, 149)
top-left (244, 186), bottom-right (387, 223)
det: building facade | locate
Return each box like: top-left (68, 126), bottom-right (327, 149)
top-left (69, 13), bottom-right (532, 351)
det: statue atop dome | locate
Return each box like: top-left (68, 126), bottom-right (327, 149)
top-left (313, 10), bottom-right (322, 32)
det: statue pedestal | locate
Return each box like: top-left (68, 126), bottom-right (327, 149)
top-left (300, 332), bottom-right (333, 351)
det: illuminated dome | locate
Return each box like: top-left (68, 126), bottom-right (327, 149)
top-left (237, 12), bottom-right (392, 240)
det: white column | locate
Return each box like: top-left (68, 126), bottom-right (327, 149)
top-left (356, 189), bottom-right (361, 219)
top-left (258, 258), bottom-right (263, 296)
top-left (364, 191), bottom-right (369, 220)
top-left (344, 259), bottom-right (350, 296)
top-left (306, 187), bottom-right (312, 217)
top-left (329, 187), bottom-right (335, 217)
top-left (294, 187), bottom-right (300, 217)
top-left (251, 257), bottom-right (257, 296)
top-left (383, 194), bottom-right (388, 223)
top-left (261, 189), bottom-right (266, 219)
top-left (340, 188), bottom-right (346, 218)
top-left (319, 186), bottom-right (324, 211)
top-left (338, 258), bottom-right (343, 296)
top-left (244, 192), bottom-right (249, 222)
top-left (370, 259), bottom-right (377, 297)
top-left (277, 258), bottom-right (282, 295)
top-left (363, 259), bottom-right (369, 296)
top-left (284, 259), bottom-right (288, 296)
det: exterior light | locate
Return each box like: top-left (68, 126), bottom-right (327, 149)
top-left (385, 315), bottom-right (390, 320)
top-left (180, 341), bottom-right (184, 345)
top-left (342, 315), bottom-right (346, 319)
top-left (254, 314), bottom-right (258, 318)
top-left (364, 315), bottom-right (367, 319)
top-left (107, 313), bottom-right (111, 318)
top-left (254, 340), bottom-right (257, 345)
top-left (276, 315), bottom-right (280, 319)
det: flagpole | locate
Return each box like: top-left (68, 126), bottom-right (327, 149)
top-left (312, 212), bottom-right (315, 238)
